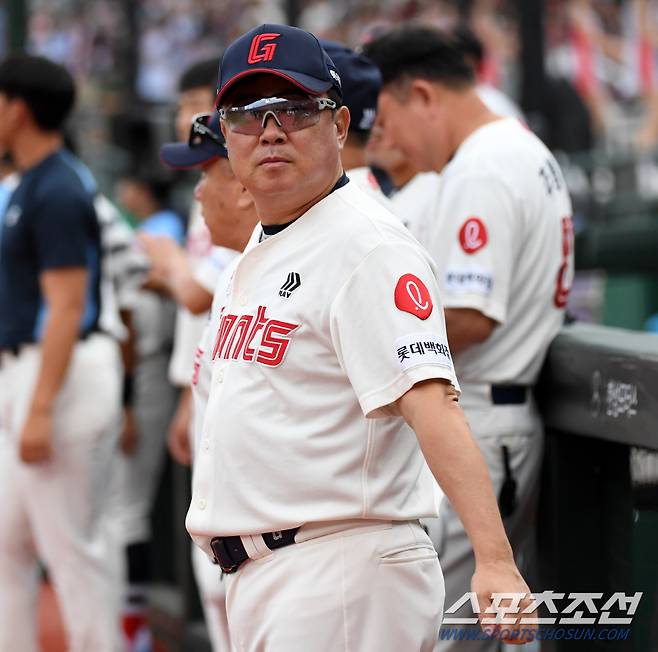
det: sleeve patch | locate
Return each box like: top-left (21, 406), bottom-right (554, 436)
top-left (394, 273), bottom-right (433, 320)
top-left (459, 217), bottom-right (488, 254)
top-left (395, 333), bottom-right (452, 372)
top-left (445, 267), bottom-right (493, 296)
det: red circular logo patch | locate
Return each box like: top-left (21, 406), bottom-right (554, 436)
top-left (394, 274), bottom-right (433, 320)
top-left (459, 217), bottom-right (488, 254)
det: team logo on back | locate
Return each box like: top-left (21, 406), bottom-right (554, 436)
top-left (394, 274), bottom-right (433, 320)
top-left (459, 217), bottom-right (488, 254)
top-left (247, 33), bottom-right (280, 64)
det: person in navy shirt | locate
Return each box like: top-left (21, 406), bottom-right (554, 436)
top-left (0, 54), bottom-right (122, 652)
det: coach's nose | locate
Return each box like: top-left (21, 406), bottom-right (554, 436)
top-left (260, 112), bottom-right (287, 145)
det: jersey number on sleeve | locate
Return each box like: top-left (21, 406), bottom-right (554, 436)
top-left (554, 216), bottom-right (574, 309)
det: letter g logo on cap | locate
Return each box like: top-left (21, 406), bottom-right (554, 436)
top-left (247, 33), bottom-right (281, 64)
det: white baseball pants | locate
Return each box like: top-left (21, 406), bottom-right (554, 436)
top-left (0, 335), bottom-right (123, 652)
top-left (224, 519), bottom-right (444, 652)
top-left (192, 541), bottom-right (232, 651)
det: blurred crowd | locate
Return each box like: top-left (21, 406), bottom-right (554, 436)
top-left (5, 0), bottom-right (656, 157)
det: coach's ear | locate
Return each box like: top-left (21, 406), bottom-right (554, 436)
top-left (334, 105), bottom-right (350, 150)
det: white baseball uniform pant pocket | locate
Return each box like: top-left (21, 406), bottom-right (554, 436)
top-left (224, 520), bottom-right (444, 652)
top-left (0, 335), bottom-right (123, 652)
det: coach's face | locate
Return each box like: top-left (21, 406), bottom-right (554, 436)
top-left (195, 157), bottom-right (256, 251)
top-left (220, 75), bottom-right (350, 224)
top-left (376, 82), bottom-right (453, 173)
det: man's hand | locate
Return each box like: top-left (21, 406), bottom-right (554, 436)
top-left (120, 408), bottom-right (139, 455)
top-left (472, 559), bottom-right (537, 644)
top-left (168, 389), bottom-right (192, 466)
top-left (19, 409), bottom-right (53, 463)
top-left (138, 234), bottom-right (212, 313)
top-left (138, 233), bottom-right (187, 287)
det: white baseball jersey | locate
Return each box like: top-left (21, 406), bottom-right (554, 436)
top-left (168, 201), bottom-right (238, 386)
top-left (476, 84), bottom-right (524, 122)
top-left (346, 166), bottom-right (396, 210)
top-left (186, 180), bottom-right (459, 552)
top-left (392, 88), bottom-right (523, 246)
top-left (390, 172), bottom-right (442, 243)
top-left (427, 118), bottom-right (573, 385)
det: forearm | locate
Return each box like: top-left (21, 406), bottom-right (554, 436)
top-left (29, 305), bottom-right (83, 412)
top-left (402, 382), bottom-right (513, 565)
top-left (169, 274), bottom-right (212, 315)
top-left (444, 308), bottom-right (496, 354)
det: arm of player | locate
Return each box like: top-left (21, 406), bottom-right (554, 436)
top-left (168, 387), bottom-right (193, 466)
top-left (19, 267), bottom-right (87, 464)
top-left (444, 307), bottom-right (497, 354)
top-left (396, 378), bottom-right (537, 642)
top-left (139, 233), bottom-right (213, 314)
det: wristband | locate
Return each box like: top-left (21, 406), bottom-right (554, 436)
top-left (122, 373), bottom-right (135, 407)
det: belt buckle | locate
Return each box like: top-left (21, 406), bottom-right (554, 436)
top-left (210, 536), bottom-right (241, 574)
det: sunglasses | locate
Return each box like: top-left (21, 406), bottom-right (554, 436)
top-left (188, 113), bottom-right (225, 148)
top-left (219, 96), bottom-right (337, 136)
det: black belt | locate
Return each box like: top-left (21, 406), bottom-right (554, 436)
top-left (490, 384), bottom-right (528, 405)
top-left (210, 527), bottom-right (300, 574)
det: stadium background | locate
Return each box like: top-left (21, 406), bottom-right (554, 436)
top-left (1, 1), bottom-right (657, 650)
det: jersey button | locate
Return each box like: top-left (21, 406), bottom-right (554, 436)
top-left (238, 294), bottom-right (248, 306)
top-left (202, 437), bottom-right (210, 451)
top-left (216, 369), bottom-right (224, 384)
top-left (197, 498), bottom-right (207, 510)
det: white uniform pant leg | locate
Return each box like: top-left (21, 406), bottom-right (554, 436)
top-left (0, 428), bottom-right (40, 652)
top-left (116, 351), bottom-right (177, 546)
top-left (192, 542), bottom-right (231, 651)
top-left (225, 520), bottom-right (444, 652)
top-left (0, 336), bottom-right (123, 652)
top-left (433, 403), bottom-right (544, 652)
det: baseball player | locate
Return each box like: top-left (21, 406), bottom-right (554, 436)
top-left (151, 111), bottom-right (253, 651)
top-left (136, 62), bottom-right (242, 650)
top-left (0, 54), bottom-right (122, 652)
top-left (318, 40), bottom-right (395, 208)
top-left (365, 26), bottom-right (574, 650)
top-left (186, 24), bottom-right (535, 651)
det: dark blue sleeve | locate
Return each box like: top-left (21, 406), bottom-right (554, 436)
top-left (31, 192), bottom-right (96, 271)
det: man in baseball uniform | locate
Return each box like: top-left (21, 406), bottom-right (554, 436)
top-left (186, 24), bottom-right (535, 651)
top-left (150, 111), bottom-right (252, 651)
top-left (318, 40), bottom-right (394, 207)
top-left (0, 54), bottom-right (122, 652)
top-left (365, 26), bottom-right (574, 649)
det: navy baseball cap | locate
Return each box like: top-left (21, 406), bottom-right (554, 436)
top-left (319, 40), bottom-right (382, 133)
top-left (215, 24), bottom-right (342, 107)
top-left (160, 113), bottom-right (227, 169)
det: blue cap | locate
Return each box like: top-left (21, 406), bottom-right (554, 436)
top-left (160, 113), bottom-right (228, 170)
top-left (215, 24), bottom-right (342, 107)
top-left (319, 40), bottom-right (381, 133)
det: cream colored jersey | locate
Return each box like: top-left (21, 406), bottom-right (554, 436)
top-left (391, 172), bottom-right (442, 244)
top-left (346, 165), bottom-right (396, 210)
top-left (427, 118), bottom-right (573, 385)
top-left (186, 180), bottom-right (459, 551)
top-left (168, 202), bottom-right (238, 386)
